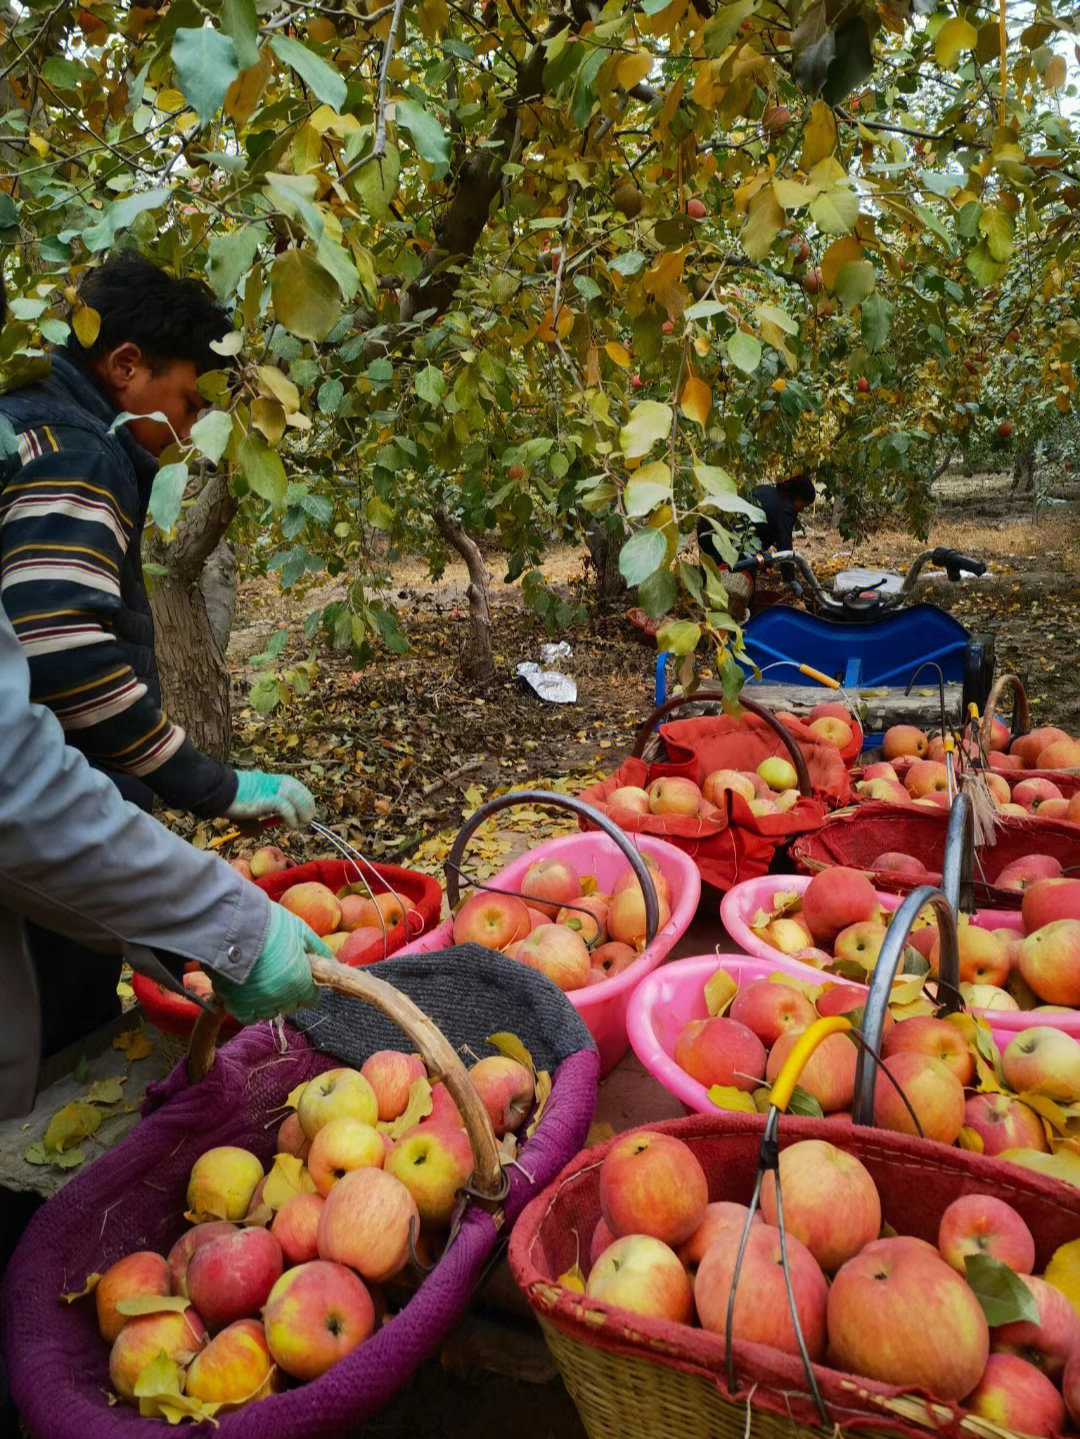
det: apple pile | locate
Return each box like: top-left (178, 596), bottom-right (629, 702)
top-left (450, 851), bottom-right (676, 991)
top-left (574, 1128), bottom-right (1080, 1424)
top-left (604, 756), bottom-right (804, 830)
top-left (77, 1046), bottom-right (539, 1416)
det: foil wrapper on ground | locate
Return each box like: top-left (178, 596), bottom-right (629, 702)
top-left (516, 661), bottom-right (577, 704)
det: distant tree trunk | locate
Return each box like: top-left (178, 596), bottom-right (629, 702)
top-left (1012, 444), bottom-right (1035, 494)
top-left (146, 473), bottom-right (237, 760)
top-left (434, 506), bottom-right (494, 683)
top-left (584, 519), bottom-right (626, 605)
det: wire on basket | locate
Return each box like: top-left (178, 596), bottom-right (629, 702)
top-left (309, 819), bottom-right (423, 950)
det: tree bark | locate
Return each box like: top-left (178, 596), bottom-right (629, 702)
top-left (434, 505), bottom-right (494, 682)
top-left (146, 471), bottom-right (237, 760)
top-left (1012, 444), bottom-right (1035, 494)
top-left (583, 518), bottom-right (626, 605)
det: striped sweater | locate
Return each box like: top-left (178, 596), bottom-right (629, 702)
top-left (0, 355), bottom-right (237, 818)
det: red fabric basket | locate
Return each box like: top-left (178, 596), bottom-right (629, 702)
top-left (790, 801), bottom-right (1080, 907)
top-left (578, 714), bottom-right (849, 894)
top-left (509, 1111), bottom-right (1080, 1439)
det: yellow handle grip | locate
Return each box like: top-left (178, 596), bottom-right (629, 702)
top-left (798, 665), bottom-right (839, 689)
top-left (768, 1016), bottom-right (852, 1111)
top-left (967, 702), bottom-right (980, 722)
top-left (943, 733), bottom-right (955, 756)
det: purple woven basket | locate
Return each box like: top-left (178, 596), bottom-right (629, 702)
top-left (1, 945), bottom-right (600, 1438)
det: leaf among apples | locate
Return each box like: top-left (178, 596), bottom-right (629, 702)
top-left (115, 1295), bottom-right (194, 1318)
top-left (1043, 1238), bottom-right (1080, 1317)
top-left (132, 1352), bottom-right (222, 1425)
top-left (556, 1262), bottom-right (586, 1294)
top-left (786, 1085), bottom-right (825, 1119)
top-left (262, 1153), bottom-right (318, 1210)
top-left (706, 1084), bottom-right (758, 1115)
top-left (956, 1126), bottom-right (985, 1152)
top-left (60, 1272), bottom-right (101, 1303)
top-left (703, 967), bottom-right (737, 1017)
top-left (526, 1068), bottom-right (552, 1139)
top-left (383, 1078), bottom-right (433, 1141)
top-left (963, 1253), bottom-right (1040, 1327)
top-left (486, 1031), bottom-right (536, 1077)
top-left (1015, 1091), bottom-right (1069, 1135)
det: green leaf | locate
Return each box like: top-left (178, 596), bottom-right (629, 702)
top-left (351, 148), bottom-right (401, 222)
top-left (269, 34), bottom-right (347, 111)
top-left (609, 251), bottom-right (645, 276)
top-left (0, 193), bottom-right (17, 243)
top-left (270, 250), bottom-right (340, 341)
top-left (861, 294), bottom-right (892, 352)
top-left (266, 172), bottom-right (324, 242)
top-left (696, 465), bottom-right (765, 519)
top-left (965, 1255), bottom-right (1040, 1327)
top-left (624, 461), bottom-right (672, 517)
top-left (619, 400), bottom-right (672, 459)
top-left (683, 299), bottom-right (725, 321)
top-left (207, 225), bottom-right (264, 300)
top-left (703, 0), bottom-right (758, 57)
top-left (316, 235), bottom-right (360, 303)
top-left (809, 186), bottom-right (858, 234)
top-left (171, 26), bottom-right (239, 128)
top-left (222, 0), bottom-right (259, 70)
top-left (148, 462), bottom-right (189, 532)
top-left (249, 676), bottom-right (282, 714)
top-left (657, 618), bottom-right (702, 657)
top-left (726, 329), bottom-right (762, 374)
top-left (395, 100), bottom-right (451, 178)
top-left (573, 275), bottom-right (601, 301)
top-left (786, 1085), bottom-right (825, 1119)
top-left (834, 259), bottom-right (876, 307)
top-left (979, 206), bottom-right (1014, 263)
top-left (619, 529), bottom-right (667, 586)
top-left (82, 188), bottom-right (172, 253)
top-left (189, 410), bottom-right (233, 465)
top-left (238, 432), bottom-right (287, 509)
top-left (966, 239), bottom-right (1007, 286)
top-left (317, 378), bottom-right (344, 413)
top-left (956, 201), bottom-right (983, 240)
top-left (638, 565), bottom-right (678, 619)
top-left (416, 365), bottom-right (446, 405)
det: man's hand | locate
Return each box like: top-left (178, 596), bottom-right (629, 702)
top-left (226, 770), bottom-right (316, 828)
top-left (211, 907), bottom-right (329, 1024)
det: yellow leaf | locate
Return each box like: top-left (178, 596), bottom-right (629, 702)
top-left (527, 1068), bottom-right (552, 1137)
top-left (256, 364), bottom-right (300, 414)
top-left (740, 185), bottom-right (784, 261)
top-left (704, 967), bottom-right (737, 1017)
top-left (801, 101), bottom-right (836, 169)
top-left (113, 1027), bottom-right (154, 1061)
top-left (679, 373), bottom-right (711, 428)
top-left (385, 1078), bottom-right (434, 1140)
top-left (1000, 1148), bottom-right (1080, 1188)
top-left (285, 1080), bottom-right (308, 1111)
top-left (558, 1262), bottom-right (586, 1293)
top-left (616, 53), bottom-right (653, 91)
top-left (72, 305), bottom-right (100, 350)
top-left (605, 341), bottom-right (631, 368)
top-left (486, 1032), bottom-right (536, 1075)
top-left (1045, 1239), bottom-right (1080, 1316)
top-left (86, 1075), bottom-right (126, 1105)
top-left (60, 1273), bottom-right (101, 1303)
top-left (115, 1295), bottom-right (193, 1317)
top-left (251, 396), bottom-right (286, 444)
top-left (262, 1152), bottom-right (318, 1209)
top-left (821, 236), bottom-right (863, 291)
top-left (1045, 54), bottom-right (1067, 91)
top-left (586, 1121), bottom-right (615, 1147)
top-left (1016, 1091), bottom-right (1070, 1134)
top-left (887, 975), bottom-right (926, 1007)
top-left (935, 16), bottom-right (977, 70)
top-left (463, 783), bottom-right (484, 809)
top-left (44, 1101), bottom-right (101, 1152)
top-left (707, 1084), bottom-right (758, 1114)
top-left (956, 1126), bottom-right (985, 1153)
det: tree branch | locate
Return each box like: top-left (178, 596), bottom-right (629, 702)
top-left (166, 470), bottom-right (238, 586)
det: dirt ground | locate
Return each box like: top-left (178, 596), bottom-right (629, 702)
top-left (197, 466), bottom-right (1080, 886)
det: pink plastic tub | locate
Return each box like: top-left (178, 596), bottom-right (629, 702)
top-left (719, 875), bottom-right (1043, 1042)
top-left (627, 954), bottom-right (825, 1115)
top-left (398, 832), bottom-right (700, 1076)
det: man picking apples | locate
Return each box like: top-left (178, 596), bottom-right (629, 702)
top-left (0, 258), bottom-right (318, 1052)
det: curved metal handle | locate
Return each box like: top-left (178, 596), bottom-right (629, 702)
top-left (769, 1016), bottom-right (853, 1111)
top-left (630, 691), bottom-right (813, 797)
top-left (942, 791), bottom-right (975, 916)
top-left (851, 886), bottom-right (961, 1128)
top-left (189, 957), bottom-right (505, 1202)
top-left (445, 790), bottom-right (661, 946)
top-left (979, 672), bottom-right (1030, 753)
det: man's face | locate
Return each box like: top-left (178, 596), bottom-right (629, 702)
top-left (96, 346), bottom-right (205, 458)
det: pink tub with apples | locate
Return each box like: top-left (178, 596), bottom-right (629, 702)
top-left (626, 953), bottom-right (826, 1114)
top-left (718, 875), bottom-right (1067, 1043)
top-left (398, 831), bottom-right (700, 1076)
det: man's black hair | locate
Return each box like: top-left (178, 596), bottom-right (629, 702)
top-left (62, 254), bottom-right (230, 372)
top-left (780, 471), bottom-right (816, 507)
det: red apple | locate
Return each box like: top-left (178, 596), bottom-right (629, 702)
top-left (1014, 778), bottom-right (1064, 810)
top-left (606, 785), bottom-right (651, 818)
top-left (452, 891), bottom-right (532, 950)
top-left (673, 1016), bottom-right (767, 1092)
top-left (513, 922), bottom-right (591, 990)
top-left (1036, 738), bottom-right (1080, 769)
top-left (966, 1353), bottom-right (1066, 1437)
top-left (996, 855), bottom-right (1064, 892)
top-left (827, 1237), bottom-right (989, 1400)
top-left (702, 769), bottom-right (756, 805)
top-left (263, 1260), bottom-right (375, 1381)
top-left (729, 978), bottom-right (816, 1047)
top-left (95, 1251), bottom-right (171, 1344)
top-left (109, 1307), bottom-right (208, 1402)
top-left (186, 1226), bottom-right (284, 1332)
top-left (766, 1029), bottom-right (857, 1114)
top-left (166, 1222), bottom-right (237, 1297)
top-left (872, 1052), bottom-right (965, 1144)
top-left (694, 1222), bottom-right (827, 1359)
top-left (759, 1140), bottom-right (881, 1273)
top-left (556, 894), bottom-right (609, 946)
top-left (882, 1016), bottom-right (974, 1086)
top-left (1011, 727), bottom-right (1071, 767)
top-left (873, 852), bottom-right (929, 880)
top-left (992, 1274), bottom-right (1080, 1378)
top-left (938, 1193), bottom-right (1035, 1275)
top-left (468, 1055), bottom-right (534, 1136)
top-left (519, 858), bottom-right (581, 919)
top-left (599, 1130), bottom-right (708, 1246)
top-left (360, 1050), bottom-right (427, 1122)
top-left (905, 759), bottom-right (949, 797)
top-left (588, 940), bottom-right (637, 981)
top-left (963, 1093), bottom-right (1050, 1156)
top-left (676, 1201), bottom-right (759, 1274)
top-left (270, 1192), bottom-right (325, 1266)
top-left (802, 867), bottom-right (879, 945)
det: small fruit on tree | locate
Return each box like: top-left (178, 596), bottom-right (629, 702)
top-left (998, 420), bottom-right (1014, 439)
top-left (803, 268), bottom-right (823, 295)
top-left (507, 463), bottom-right (525, 480)
top-left (762, 104), bottom-right (791, 136)
top-left (856, 377), bottom-right (870, 394)
top-left (686, 197), bottom-right (707, 219)
top-left (613, 183), bottom-right (642, 218)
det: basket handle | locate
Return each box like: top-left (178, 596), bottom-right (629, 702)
top-left (186, 957), bottom-right (504, 1201)
top-left (978, 673), bottom-right (1029, 752)
top-left (941, 791), bottom-right (975, 915)
top-left (444, 790), bottom-right (661, 945)
top-left (768, 1016), bottom-right (853, 1111)
top-left (851, 886), bottom-right (961, 1128)
top-left (630, 691), bottom-right (813, 798)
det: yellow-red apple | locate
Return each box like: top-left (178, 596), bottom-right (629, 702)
top-left (647, 776), bottom-right (703, 816)
top-left (452, 891), bottom-right (532, 950)
top-left (278, 881), bottom-right (341, 936)
top-left (109, 1307), bottom-right (207, 1402)
top-left (270, 1192), bottom-right (325, 1266)
top-left (702, 769), bottom-right (755, 805)
top-left (1011, 727), bottom-right (1071, 768)
top-left (992, 1274), bottom-right (1080, 1378)
top-left (585, 1234), bottom-right (694, 1323)
top-left (809, 716), bottom-right (853, 749)
top-left (307, 1116), bottom-right (385, 1195)
top-left (766, 1028), bottom-right (858, 1113)
top-left (674, 1016), bottom-right (767, 1093)
top-left (468, 1055), bottom-right (534, 1136)
top-left (938, 1193), bottom-right (1035, 1275)
top-left (317, 1166), bottom-right (419, 1282)
top-left (250, 846), bottom-right (288, 879)
top-left (187, 1147), bottom-right (263, 1221)
top-left (883, 1016), bottom-right (974, 1085)
top-left (514, 922), bottom-right (591, 990)
top-left (676, 1202), bottom-right (759, 1274)
top-left (882, 725), bottom-right (928, 760)
top-left (184, 1318), bottom-right (276, 1408)
top-left (729, 978), bottom-right (816, 1047)
top-left (873, 1052), bottom-right (965, 1143)
top-left (1002, 1027), bottom-right (1080, 1102)
top-left (263, 1260), bottom-right (374, 1381)
top-left (757, 756), bottom-right (798, 791)
top-left (386, 1123), bottom-right (473, 1227)
top-left (967, 1353), bottom-right (1066, 1436)
top-left (297, 1067), bottom-right (378, 1139)
top-left (759, 1140), bottom-right (881, 1273)
top-left (556, 894), bottom-right (609, 946)
top-left (695, 1222), bottom-right (827, 1359)
top-left (519, 858), bottom-right (581, 919)
top-left (598, 1130), bottom-right (708, 1246)
top-left (1017, 919), bottom-right (1080, 1005)
top-left (95, 1250), bottom-right (171, 1344)
top-left (360, 1050), bottom-right (427, 1122)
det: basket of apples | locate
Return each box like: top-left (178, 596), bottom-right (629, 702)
top-left (510, 897), bottom-right (1080, 1439)
top-left (974, 675), bottom-right (1080, 817)
top-left (396, 791), bottom-right (700, 1077)
top-left (132, 857), bottom-right (444, 1044)
top-left (1, 945), bottom-right (600, 1437)
top-left (577, 693), bottom-right (852, 896)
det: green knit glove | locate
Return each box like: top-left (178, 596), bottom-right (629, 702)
top-left (226, 770), bottom-right (316, 828)
top-left (212, 906), bottom-right (328, 1024)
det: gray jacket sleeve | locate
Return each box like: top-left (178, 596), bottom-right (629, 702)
top-left (0, 606), bottom-right (271, 981)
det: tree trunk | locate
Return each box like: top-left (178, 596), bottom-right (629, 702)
top-left (146, 471), bottom-right (237, 760)
top-left (584, 519), bottom-right (626, 605)
top-left (434, 506), bottom-right (494, 683)
top-left (1012, 444), bottom-right (1035, 494)
top-left (199, 539), bottom-right (237, 654)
